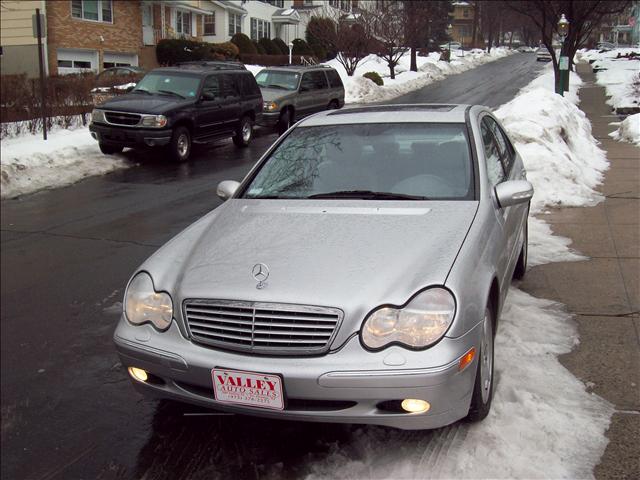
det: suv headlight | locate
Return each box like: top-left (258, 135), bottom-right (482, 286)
top-left (141, 114), bottom-right (168, 128)
top-left (91, 109), bottom-right (105, 124)
top-left (124, 272), bottom-right (173, 331)
top-left (263, 101), bottom-right (278, 112)
top-left (361, 287), bottom-right (456, 350)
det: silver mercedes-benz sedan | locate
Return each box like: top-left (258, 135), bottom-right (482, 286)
top-left (114, 104), bottom-right (533, 430)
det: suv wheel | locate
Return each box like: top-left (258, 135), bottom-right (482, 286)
top-left (169, 126), bottom-right (191, 162)
top-left (328, 100), bottom-right (340, 110)
top-left (233, 116), bottom-right (253, 147)
top-left (99, 143), bottom-right (123, 155)
top-left (277, 109), bottom-right (293, 136)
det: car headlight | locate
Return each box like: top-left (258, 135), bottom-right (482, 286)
top-left (91, 109), bottom-right (105, 124)
top-left (361, 287), bottom-right (456, 350)
top-left (124, 272), bottom-right (173, 331)
top-left (263, 101), bottom-right (278, 112)
top-left (141, 114), bottom-right (168, 128)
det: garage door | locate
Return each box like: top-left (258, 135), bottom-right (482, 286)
top-left (57, 48), bottom-right (98, 74)
top-left (103, 52), bottom-right (138, 69)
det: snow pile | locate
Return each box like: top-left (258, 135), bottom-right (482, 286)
top-left (495, 66), bottom-right (609, 266)
top-left (610, 112), bottom-right (640, 145)
top-left (304, 288), bottom-right (613, 480)
top-left (578, 48), bottom-right (639, 110)
top-left (326, 48), bottom-right (513, 103)
top-left (1, 126), bottom-right (134, 199)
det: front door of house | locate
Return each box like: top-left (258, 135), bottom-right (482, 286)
top-left (142, 4), bottom-right (154, 45)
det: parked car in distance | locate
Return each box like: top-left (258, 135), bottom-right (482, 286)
top-left (536, 47), bottom-right (553, 61)
top-left (94, 66), bottom-right (145, 89)
top-left (89, 62), bottom-right (263, 162)
top-left (517, 46), bottom-right (535, 53)
top-left (596, 41), bottom-right (616, 51)
top-left (255, 65), bottom-right (345, 135)
top-left (114, 104), bottom-right (533, 430)
top-left (440, 41), bottom-right (462, 50)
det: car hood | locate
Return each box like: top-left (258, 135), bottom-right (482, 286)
top-left (143, 199), bottom-right (478, 344)
top-left (97, 93), bottom-right (193, 114)
top-left (260, 87), bottom-right (295, 103)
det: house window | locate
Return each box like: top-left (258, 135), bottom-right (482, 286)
top-left (267, 0), bottom-right (284, 7)
top-left (229, 13), bottom-right (242, 35)
top-left (250, 18), bottom-right (271, 40)
top-left (329, 0), bottom-right (338, 7)
top-left (304, 0), bottom-right (314, 5)
top-left (71, 0), bottom-right (113, 23)
top-left (340, 0), bottom-right (350, 11)
top-left (463, 8), bottom-right (469, 18)
top-left (176, 10), bottom-right (191, 36)
top-left (204, 13), bottom-right (215, 35)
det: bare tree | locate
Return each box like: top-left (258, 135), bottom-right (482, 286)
top-left (507, 1), bottom-right (630, 88)
top-left (362, 0), bottom-right (408, 80)
top-left (479, 1), bottom-right (501, 52)
top-left (307, 12), bottom-right (371, 76)
top-left (402, 1), bottom-right (452, 71)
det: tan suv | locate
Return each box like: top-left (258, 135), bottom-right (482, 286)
top-left (255, 65), bottom-right (345, 135)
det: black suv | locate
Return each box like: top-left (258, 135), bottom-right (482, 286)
top-left (89, 62), bottom-right (262, 162)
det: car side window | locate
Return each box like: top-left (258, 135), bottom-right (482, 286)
top-left (485, 116), bottom-right (515, 175)
top-left (202, 75), bottom-right (221, 99)
top-left (480, 118), bottom-right (505, 186)
top-left (310, 71), bottom-right (328, 90)
top-left (300, 73), bottom-right (315, 91)
top-left (222, 74), bottom-right (240, 99)
top-left (326, 70), bottom-right (343, 88)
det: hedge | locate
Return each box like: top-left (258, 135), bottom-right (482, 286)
top-left (292, 38), bottom-right (313, 55)
top-left (273, 37), bottom-right (289, 55)
top-left (258, 38), bottom-right (280, 55)
top-left (156, 38), bottom-right (239, 65)
top-left (231, 33), bottom-right (257, 54)
top-left (239, 54), bottom-right (306, 66)
top-left (363, 71), bottom-right (384, 86)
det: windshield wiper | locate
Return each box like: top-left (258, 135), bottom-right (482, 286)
top-left (132, 88), bottom-right (152, 95)
top-left (264, 84), bottom-right (289, 90)
top-left (157, 89), bottom-right (185, 99)
top-left (307, 190), bottom-right (429, 200)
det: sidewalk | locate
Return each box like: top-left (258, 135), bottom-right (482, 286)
top-left (520, 63), bottom-right (639, 479)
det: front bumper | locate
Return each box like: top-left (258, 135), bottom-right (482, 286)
top-left (257, 111), bottom-right (281, 128)
top-left (89, 122), bottom-right (172, 148)
top-left (114, 318), bottom-right (481, 430)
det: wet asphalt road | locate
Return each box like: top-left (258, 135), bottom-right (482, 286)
top-left (1, 53), bottom-right (542, 480)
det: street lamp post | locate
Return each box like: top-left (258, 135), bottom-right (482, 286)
top-left (288, 42), bottom-right (293, 65)
top-left (557, 13), bottom-right (570, 96)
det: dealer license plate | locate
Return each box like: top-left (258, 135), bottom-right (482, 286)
top-left (212, 368), bottom-right (284, 410)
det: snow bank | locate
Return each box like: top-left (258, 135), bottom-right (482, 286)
top-left (577, 48), bottom-right (639, 110)
top-left (327, 48), bottom-right (513, 104)
top-left (1, 126), bottom-right (134, 199)
top-left (495, 65), bottom-right (608, 266)
top-left (304, 288), bottom-right (613, 480)
top-left (610, 112), bottom-right (640, 145)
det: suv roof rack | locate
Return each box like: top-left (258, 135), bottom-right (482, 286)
top-left (176, 61), bottom-right (247, 70)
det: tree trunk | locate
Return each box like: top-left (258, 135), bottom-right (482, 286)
top-left (389, 62), bottom-right (395, 79)
top-left (410, 46), bottom-right (417, 72)
top-left (471, 1), bottom-right (479, 48)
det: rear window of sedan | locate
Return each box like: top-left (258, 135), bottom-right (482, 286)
top-left (242, 123), bottom-right (474, 200)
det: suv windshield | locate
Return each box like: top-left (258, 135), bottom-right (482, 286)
top-left (133, 72), bottom-right (200, 98)
top-left (242, 123), bottom-right (474, 200)
top-left (255, 70), bottom-right (300, 90)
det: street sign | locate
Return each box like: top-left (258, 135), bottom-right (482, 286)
top-left (559, 56), bottom-right (569, 71)
top-left (32, 13), bottom-right (46, 38)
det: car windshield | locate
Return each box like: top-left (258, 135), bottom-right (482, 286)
top-left (241, 123), bottom-right (474, 200)
top-left (255, 70), bottom-right (300, 90)
top-left (133, 72), bottom-right (200, 98)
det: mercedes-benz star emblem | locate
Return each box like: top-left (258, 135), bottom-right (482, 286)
top-left (252, 263), bottom-right (269, 289)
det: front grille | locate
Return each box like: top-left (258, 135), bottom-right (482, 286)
top-left (183, 300), bottom-right (343, 355)
top-left (104, 111), bottom-right (141, 126)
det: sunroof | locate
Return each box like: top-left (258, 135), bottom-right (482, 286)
top-left (328, 105), bottom-right (456, 115)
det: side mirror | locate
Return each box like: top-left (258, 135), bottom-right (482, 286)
top-left (494, 180), bottom-right (534, 208)
top-left (201, 91), bottom-right (217, 101)
top-left (217, 180), bottom-right (240, 201)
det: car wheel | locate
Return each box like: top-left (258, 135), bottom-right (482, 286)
top-left (169, 126), bottom-right (191, 162)
top-left (466, 305), bottom-right (494, 422)
top-left (277, 109), bottom-right (292, 136)
top-left (328, 100), bottom-right (340, 110)
top-left (233, 116), bottom-right (253, 147)
top-left (513, 220), bottom-right (528, 280)
top-left (99, 143), bottom-right (123, 155)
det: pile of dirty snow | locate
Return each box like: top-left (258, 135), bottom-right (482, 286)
top-left (1, 126), bottom-right (133, 199)
top-left (303, 288), bottom-right (613, 480)
top-left (495, 65), bottom-right (608, 266)
top-left (578, 48), bottom-right (639, 110)
top-left (610, 112), bottom-right (640, 145)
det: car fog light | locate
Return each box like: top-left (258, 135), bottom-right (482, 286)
top-left (401, 398), bottom-right (430, 413)
top-left (128, 367), bottom-right (148, 382)
top-left (458, 347), bottom-right (476, 372)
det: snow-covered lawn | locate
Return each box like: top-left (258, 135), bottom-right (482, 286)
top-left (0, 126), bottom-right (133, 199)
top-left (610, 112), bottom-right (640, 145)
top-left (577, 48), bottom-right (639, 111)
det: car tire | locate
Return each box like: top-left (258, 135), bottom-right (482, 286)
top-left (328, 100), bottom-right (340, 110)
top-left (513, 220), bottom-right (528, 280)
top-left (169, 126), bottom-right (191, 162)
top-left (466, 305), bottom-right (494, 423)
top-left (233, 116), bottom-right (253, 147)
top-left (277, 109), bottom-right (292, 136)
top-left (99, 143), bottom-right (123, 155)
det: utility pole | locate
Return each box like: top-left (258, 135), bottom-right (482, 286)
top-left (35, 8), bottom-right (47, 140)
